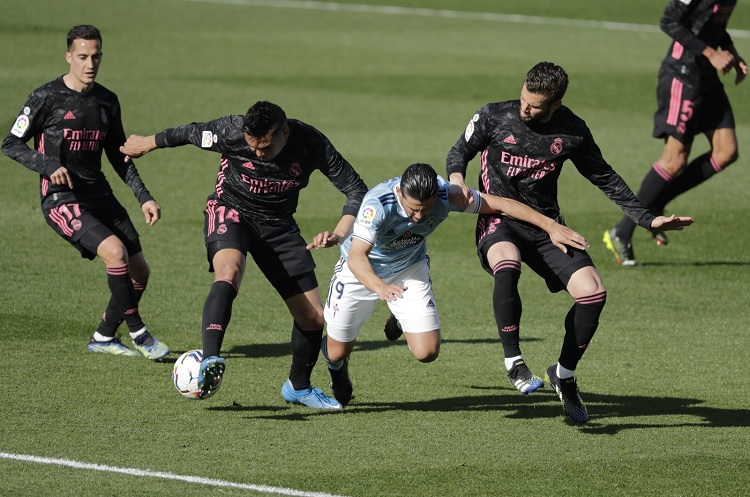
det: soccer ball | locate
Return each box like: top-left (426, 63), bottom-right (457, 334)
top-left (172, 349), bottom-right (220, 400)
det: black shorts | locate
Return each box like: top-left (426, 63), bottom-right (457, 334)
top-left (43, 195), bottom-right (142, 261)
top-left (476, 215), bottom-right (593, 293)
top-left (203, 197), bottom-right (318, 299)
top-left (652, 69), bottom-right (735, 144)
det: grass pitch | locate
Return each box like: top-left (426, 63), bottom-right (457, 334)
top-left (1, 1), bottom-right (748, 496)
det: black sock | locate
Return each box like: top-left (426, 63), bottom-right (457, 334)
top-left (559, 292), bottom-right (607, 370)
top-left (106, 264), bottom-right (145, 333)
top-left (615, 165), bottom-right (672, 239)
top-left (97, 282), bottom-right (146, 337)
top-left (289, 322), bottom-right (323, 390)
top-left (492, 261), bottom-right (522, 359)
top-left (201, 280), bottom-right (238, 358)
top-left (653, 153), bottom-right (720, 212)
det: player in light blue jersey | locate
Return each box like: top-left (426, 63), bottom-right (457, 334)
top-left (307, 163), bottom-right (588, 406)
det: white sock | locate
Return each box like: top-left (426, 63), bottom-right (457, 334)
top-left (129, 327), bottom-right (147, 340)
top-left (92, 332), bottom-right (113, 342)
top-left (505, 355), bottom-right (523, 371)
top-left (557, 363), bottom-right (575, 379)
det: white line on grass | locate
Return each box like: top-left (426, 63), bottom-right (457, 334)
top-left (0, 452), bottom-right (350, 497)
top-left (180, 0), bottom-right (750, 38)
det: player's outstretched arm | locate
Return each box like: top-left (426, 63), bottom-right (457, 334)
top-left (307, 214), bottom-right (355, 249)
top-left (478, 193), bottom-right (589, 253)
top-left (120, 134), bottom-right (157, 161)
top-left (650, 215), bottom-right (694, 231)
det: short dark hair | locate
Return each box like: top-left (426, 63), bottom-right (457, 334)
top-left (243, 101), bottom-right (287, 138)
top-left (524, 62), bottom-right (568, 103)
top-left (400, 163), bottom-right (438, 202)
top-left (67, 25), bottom-right (102, 50)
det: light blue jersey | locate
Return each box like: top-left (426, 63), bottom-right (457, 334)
top-left (339, 175), bottom-right (481, 278)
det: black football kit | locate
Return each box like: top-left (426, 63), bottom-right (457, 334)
top-left (152, 115), bottom-right (367, 379)
top-left (447, 100), bottom-right (655, 233)
top-left (446, 99), bottom-right (657, 415)
top-left (659, 0), bottom-right (738, 89)
top-left (154, 116), bottom-right (366, 225)
top-left (2, 76), bottom-right (153, 210)
top-left (2, 75), bottom-right (157, 340)
top-left (610, 0), bottom-right (739, 255)
top-left (653, 0), bottom-right (738, 140)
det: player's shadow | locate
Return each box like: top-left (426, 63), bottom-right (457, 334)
top-left (639, 260), bottom-right (750, 267)
top-left (206, 402), bottom-right (342, 419)
top-left (223, 387), bottom-right (748, 433)
top-left (223, 337), bottom-right (524, 359)
top-left (224, 342), bottom-right (290, 359)
top-left (352, 336), bottom-right (525, 353)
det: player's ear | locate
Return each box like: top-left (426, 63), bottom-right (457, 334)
top-left (551, 100), bottom-right (563, 112)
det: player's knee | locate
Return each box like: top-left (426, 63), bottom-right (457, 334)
top-left (295, 312), bottom-right (325, 331)
top-left (326, 348), bottom-right (347, 363)
top-left (415, 349), bottom-right (439, 363)
top-left (132, 272), bottom-right (149, 290)
top-left (659, 159), bottom-right (686, 177)
top-left (97, 240), bottom-right (128, 265)
top-left (410, 341), bottom-right (440, 363)
top-left (417, 351), bottom-right (439, 363)
top-left (301, 317), bottom-right (325, 330)
top-left (322, 335), bottom-right (352, 364)
top-left (713, 149), bottom-right (739, 170)
top-left (580, 289), bottom-right (607, 306)
top-left (213, 261), bottom-right (243, 283)
top-left (130, 261), bottom-right (150, 284)
top-left (586, 274), bottom-right (606, 296)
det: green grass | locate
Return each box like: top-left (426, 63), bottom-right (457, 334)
top-left (1, 1), bottom-right (749, 496)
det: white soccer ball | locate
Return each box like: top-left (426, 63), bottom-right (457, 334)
top-left (172, 349), bottom-right (220, 399)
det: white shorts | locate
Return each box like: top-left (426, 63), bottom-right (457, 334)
top-left (324, 257), bottom-right (440, 343)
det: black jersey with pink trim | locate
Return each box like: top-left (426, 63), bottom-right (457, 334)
top-left (446, 100), bottom-right (655, 230)
top-left (659, 0), bottom-right (738, 88)
top-left (2, 77), bottom-right (153, 208)
top-left (154, 116), bottom-right (367, 224)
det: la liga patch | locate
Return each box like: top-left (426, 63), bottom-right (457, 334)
top-left (201, 130), bottom-right (214, 148)
top-left (358, 206), bottom-right (376, 226)
top-left (11, 115), bottom-right (30, 137)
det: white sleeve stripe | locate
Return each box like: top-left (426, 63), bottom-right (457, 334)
top-left (351, 223), bottom-right (377, 245)
top-left (351, 233), bottom-right (375, 247)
